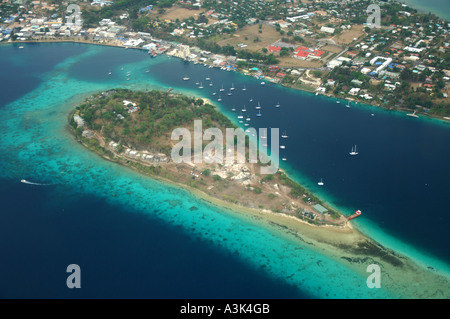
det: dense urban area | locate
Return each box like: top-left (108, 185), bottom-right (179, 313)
top-left (1, 0), bottom-right (449, 116)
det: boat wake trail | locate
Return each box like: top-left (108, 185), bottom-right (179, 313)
top-left (20, 179), bottom-right (57, 186)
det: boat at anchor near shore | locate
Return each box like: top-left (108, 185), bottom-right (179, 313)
top-left (347, 210), bottom-right (362, 220)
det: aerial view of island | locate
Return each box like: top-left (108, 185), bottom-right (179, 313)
top-left (0, 0), bottom-right (449, 301)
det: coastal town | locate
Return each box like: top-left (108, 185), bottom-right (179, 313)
top-left (1, 0), bottom-right (449, 117)
top-left (2, 0), bottom-right (450, 301)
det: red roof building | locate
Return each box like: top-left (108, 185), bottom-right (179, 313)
top-left (294, 50), bottom-right (310, 59)
top-left (294, 46), bottom-right (324, 59)
top-left (312, 50), bottom-right (324, 56)
top-left (268, 45), bottom-right (281, 53)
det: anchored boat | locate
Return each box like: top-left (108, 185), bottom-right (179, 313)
top-left (347, 210), bottom-right (362, 220)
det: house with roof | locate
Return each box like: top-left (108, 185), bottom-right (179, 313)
top-left (293, 46), bottom-right (324, 60)
top-left (268, 45), bottom-right (281, 53)
top-left (320, 26), bottom-right (335, 34)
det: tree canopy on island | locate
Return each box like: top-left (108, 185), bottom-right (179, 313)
top-left (75, 89), bottom-right (236, 154)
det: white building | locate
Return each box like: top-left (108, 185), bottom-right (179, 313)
top-left (320, 26), bottom-right (335, 34)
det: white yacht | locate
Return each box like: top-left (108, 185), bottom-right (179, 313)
top-left (349, 145), bottom-right (359, 156)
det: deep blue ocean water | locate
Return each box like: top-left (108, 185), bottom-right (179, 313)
top-left (0, 42), bottom-right (448, 298)
top-left (150, 58), bottom-right (450, 266)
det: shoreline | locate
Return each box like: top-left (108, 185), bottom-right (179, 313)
top-left (71, 111), bottom-right (450, 298)
top-left (4, 39), bottom-right (449, 124)
top-left (394, 0), bottom-right (450, 21)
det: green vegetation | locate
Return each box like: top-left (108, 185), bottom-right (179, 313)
top-left (75, 88), bottom-right (235, 154)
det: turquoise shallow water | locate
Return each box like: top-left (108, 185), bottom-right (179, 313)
top-left (397, 0), bottom-right (450, 21)
top-left (1, 42), bottom-right (448, 298)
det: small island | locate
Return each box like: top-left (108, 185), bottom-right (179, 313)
top-left (70, 88), bottom-right (346, 226)
top-left (70, 88), bottom-right (450, 298)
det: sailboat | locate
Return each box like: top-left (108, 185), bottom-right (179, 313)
top-left (256, 110), bottom-right (262, 117)
top-left (242, 85), bottom-right (247, 91)
top-left (260, 128), bottom-right (267, 139)
top-left (249, 97), bottom-right (253, 102)
top-left (230, 83), bottom-right (235, 91)
top-left (237, 112), bottom-right (244, 119)
top-left (217, 95), bottom-right (222, 101)
top-left (199, 82), bottom-right (204, 89)
top-left (242, 106), bottom-right (247, 112)
top-left (227, 90), bottom-right (232, 96)
top-left (255, 102), bottom-right (261, 110)
top-left (281, 130), bottom-right (288, 138)
top-left (349, 145), bottom-right (359, 156)
top-left (209, 81), bottom-right (213, 86)
top-left (220, 84), bottom-right (225, 92)
top-left (246, 116), bottom-right (251, 121)
top-left (318, 178), bottom-right (324, 186)
top-left (275, 102), bottom-right (280, 108)
top-left (206, 75), bottom-right (211, 80)
top-left (346, 101), bottom-right (351, 108)
top-left (231, 107), bottom-right (236, 111)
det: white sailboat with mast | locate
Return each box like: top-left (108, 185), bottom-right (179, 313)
top-left (349, 145), bottom-right (359, 156)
